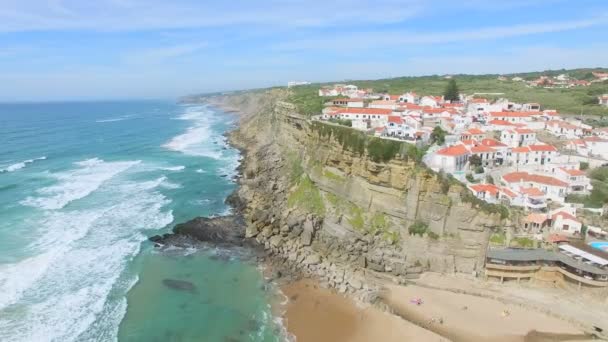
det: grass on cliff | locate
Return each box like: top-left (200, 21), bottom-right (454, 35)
top-left (323, 169), bottom-right (346, 183)
top-left (311, 121), bottom-right (425, 163)
top-left (288, 176), bottom-right (325, 217)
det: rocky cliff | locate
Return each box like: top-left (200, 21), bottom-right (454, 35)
top-left (226, 89), bottom-right (504, 294)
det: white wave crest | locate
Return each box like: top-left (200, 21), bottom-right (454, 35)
top-left (0, 157), bottom-right (46, 173)
top-left (20, 158), bottom-right (140, 210)
top-left (162, 107), bottom-right (224, 159)
top-left (95, 115), bottom-right (135, 123)
top-left (0, 176), bottom-right (173, 342)
top-left (160, 165), bottom-right (185, 171)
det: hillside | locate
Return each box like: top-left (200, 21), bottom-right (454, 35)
top-left (287, 68), bottom-right (608, 118)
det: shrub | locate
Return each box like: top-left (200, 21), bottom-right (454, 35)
top-left (323, 170), bottom-right (345, 182)
top-left (579, 162), bottom-right (589, 171)
top-left (348, 205), bottom-right (365, 231)
top-left (367, 137), bottom-right (403, 163)
top-left (465, 173), bottom-right (476, 183)
top-left (486, 175), bottom-right (495, 184)
top-left (489, 232), bottom-right (506, 245)
top-left (287, 176), bottom-right (325, 216)
top-left (475, 165), bottom-right (484, 174)
top-left (511, 237), bottom-right (535, 248)
top-left (371, 213), bottom-right (388, 233)
top-left (408, 221), bottom-right (428, 236)
top-left (428, 231), bottom-right (440, 240)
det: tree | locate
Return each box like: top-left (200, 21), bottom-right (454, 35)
top-left (469, 154), bottom-right (482, 167)
top-left (430, 126), bottom-right (447, 145)
top-left (444, 79), bottom-right (460, 102)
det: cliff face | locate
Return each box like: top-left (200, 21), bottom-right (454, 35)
top-left (227, 90), bottom-right (503, 293)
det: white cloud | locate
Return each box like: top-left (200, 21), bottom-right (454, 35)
top-left (273, 15), bottom-right (608, 51)
top-left (0, 0), bottom-right (424, 32)
top-left (122, 43), bottom-right (208, 65)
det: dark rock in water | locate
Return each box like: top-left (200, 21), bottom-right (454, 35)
top-left (220, 174), bottom-right (228, 178)
top-left (162, 279), bottom-right (197, 293)
top-left (150, 216), bottom-right (247, 247)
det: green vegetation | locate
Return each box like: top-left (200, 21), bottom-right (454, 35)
top-left (288, 70), bottom-right (608, 117)
top-left (366, 138), bottom-right (403, 163)
top-left (566, 167), bottom-right (608, 208)
top-left (469, 154), bottom-right (482, 167)
top-left (511, 237), bottom-right (535, 249)
top-left (286, 151), bottom-right (304, 185)
top-left (347, 205), bottom-right (365, 231)
top-left (370, 213), bottom-right (388, 233)
top-left (486, 175), bottom-right (495, 184)
top-left (475, 166), bottom-right (484, 174)
top-left (427, 231), bottom-right (440, 240)
top-left (408, 221), bottom-right (428, 237)
top-left (579, 162), bottom-right (589, 171)
top-left (382, 230), bottom-right (400, 245)
top-left (460, 189), bottom-right (510, 219)
top-left (444, 79), bottom-right (460, 102)
top-left (328, 118), bottom-right (352, 127)
top-left (430, 126), bottom-right (447, 145)
top-left (287, 176), bottom-right (325, 217)
top-left (465, 173), bottom-right (476, 183)
top-left (489, 232), bottom-right (506, 245)
top-left (323, 169), bottom-right (346, 183)
top-left (312, 121), bottom-right (426, 163)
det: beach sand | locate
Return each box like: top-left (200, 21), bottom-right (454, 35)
top-left (280, 279), bottom-right (594, 342)
top-left (382, 284), bottom-right (593, 342)
top-left (281, 279), bottom-right (445, 342)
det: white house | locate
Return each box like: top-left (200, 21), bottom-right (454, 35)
top-left (489, 112), bottom-right (535, 124)
top-left (420, 96), bottom-right (442, 108)
top-left (333, 108), bottom-right (392, 128)
top-left (332, 98), bottom-right (364, 108)
top-left (599, 95), bottom-right (608, 106)
top-left (470, 145), bottom-right (497, 167)
top-left (522, 103), bottom-right (541, 111)
top-left (386, 116), bottom-right (416, 139)
top-left (429, 144), bottom-right (470, 173)
top-left (460, 128), bottom-right (485, 141)
top-left (528, 144), bottom-right (558, 165)
top-left (500, 128), bottom-right (537, 147)
top-left (546, 120), bottom-right (583, 139)
top-left (369, 100), bottom-right (397, 110)
top-left (554, 168), bottom-right (592, 194)
top-left (551, 211), bottom-right (582, 236)
top-left (399, 92), bottom-right (419, 104)
top-left (502, 171), bottom-right (568, 202)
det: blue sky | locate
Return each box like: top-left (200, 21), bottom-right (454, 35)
top-left (1, 0), bottom-right (607, 101)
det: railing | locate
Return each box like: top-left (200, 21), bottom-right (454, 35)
top-left (486, 263), bottom-right (540, 271)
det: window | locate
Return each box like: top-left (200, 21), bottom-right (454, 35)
top-left (563, 225), bottom-right (569, 231)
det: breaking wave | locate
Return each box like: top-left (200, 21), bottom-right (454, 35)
top-left (0, 157), bottom-right (46, 173)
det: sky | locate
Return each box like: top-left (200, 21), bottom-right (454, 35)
top-left (0, 0), bottom-right (607, 101)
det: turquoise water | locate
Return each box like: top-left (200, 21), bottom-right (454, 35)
top-left (589, 241), bottom-right (608, 252)
top-left (0, 101), bottom-right (281, 341)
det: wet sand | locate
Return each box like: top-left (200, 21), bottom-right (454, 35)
top-left (281, 279), bottom-right (445, 342)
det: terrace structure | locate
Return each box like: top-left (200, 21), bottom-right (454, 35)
top-left (485, 247), bottom-right (608, 288)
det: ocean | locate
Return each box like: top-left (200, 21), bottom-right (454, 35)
top-left (0, 101), bottom-right (282, 341)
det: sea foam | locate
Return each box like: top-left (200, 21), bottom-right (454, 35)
top-left (162, 106), bottom-right (224, 159)
top-left (0, 173), bottom-right (173, 342)
top-left (20, 158), bottom-right (140, 210)
top-left (0, 156), bottom-right (46, 173)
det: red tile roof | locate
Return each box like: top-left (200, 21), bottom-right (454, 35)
top-left (465, 128), bottom-right (484, 135)
top-left (470, 145), bottom-right (495, 153)
top-left (388, 116), bottom-right (403, 124)
top-left (551, 211), bottom-right (579, 222)
top-left (489, 119), bottom-right (517, 126)
top-left (337, 108), bottom-right (392, 115)
top-left (514, 128), bottom-right (534, 134)
top-left (436, 144), bottom-right (469, 157)
top-left (511, 147), bottom-right (530, 153)
top-left (481, 138), bottom-right (507, 147)
top-left (469, 184), bottom-right (499, 195)
top-left (547, 120), bottom-right (579, 130)
top-left (559, 168), bottom-right (586, 176)
top-left (471, 98), bottom-right (488, 103)
top-left (519, 187), bottom-right (544, 197)
top-left (489, 111), bottom-right (535, 118)
top-left (502, 172), bottom-right (568, 187)
top-left (526, 213), bottom-right (549, 224)
top-left (528, 144), bottom-right (557, 152)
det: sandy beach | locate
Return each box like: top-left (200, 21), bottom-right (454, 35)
top-left (281, 279), bottom-right (445, 342)
top-left (280, 278), bottom-right (596, 342)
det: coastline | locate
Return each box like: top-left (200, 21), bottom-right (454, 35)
top-left (179, 96), bottom-right (600, 342)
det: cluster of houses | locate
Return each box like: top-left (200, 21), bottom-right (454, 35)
top-left (505, 71), bottom-right (608, 89)
top-left (315, 83), bottom-right (608, 243)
